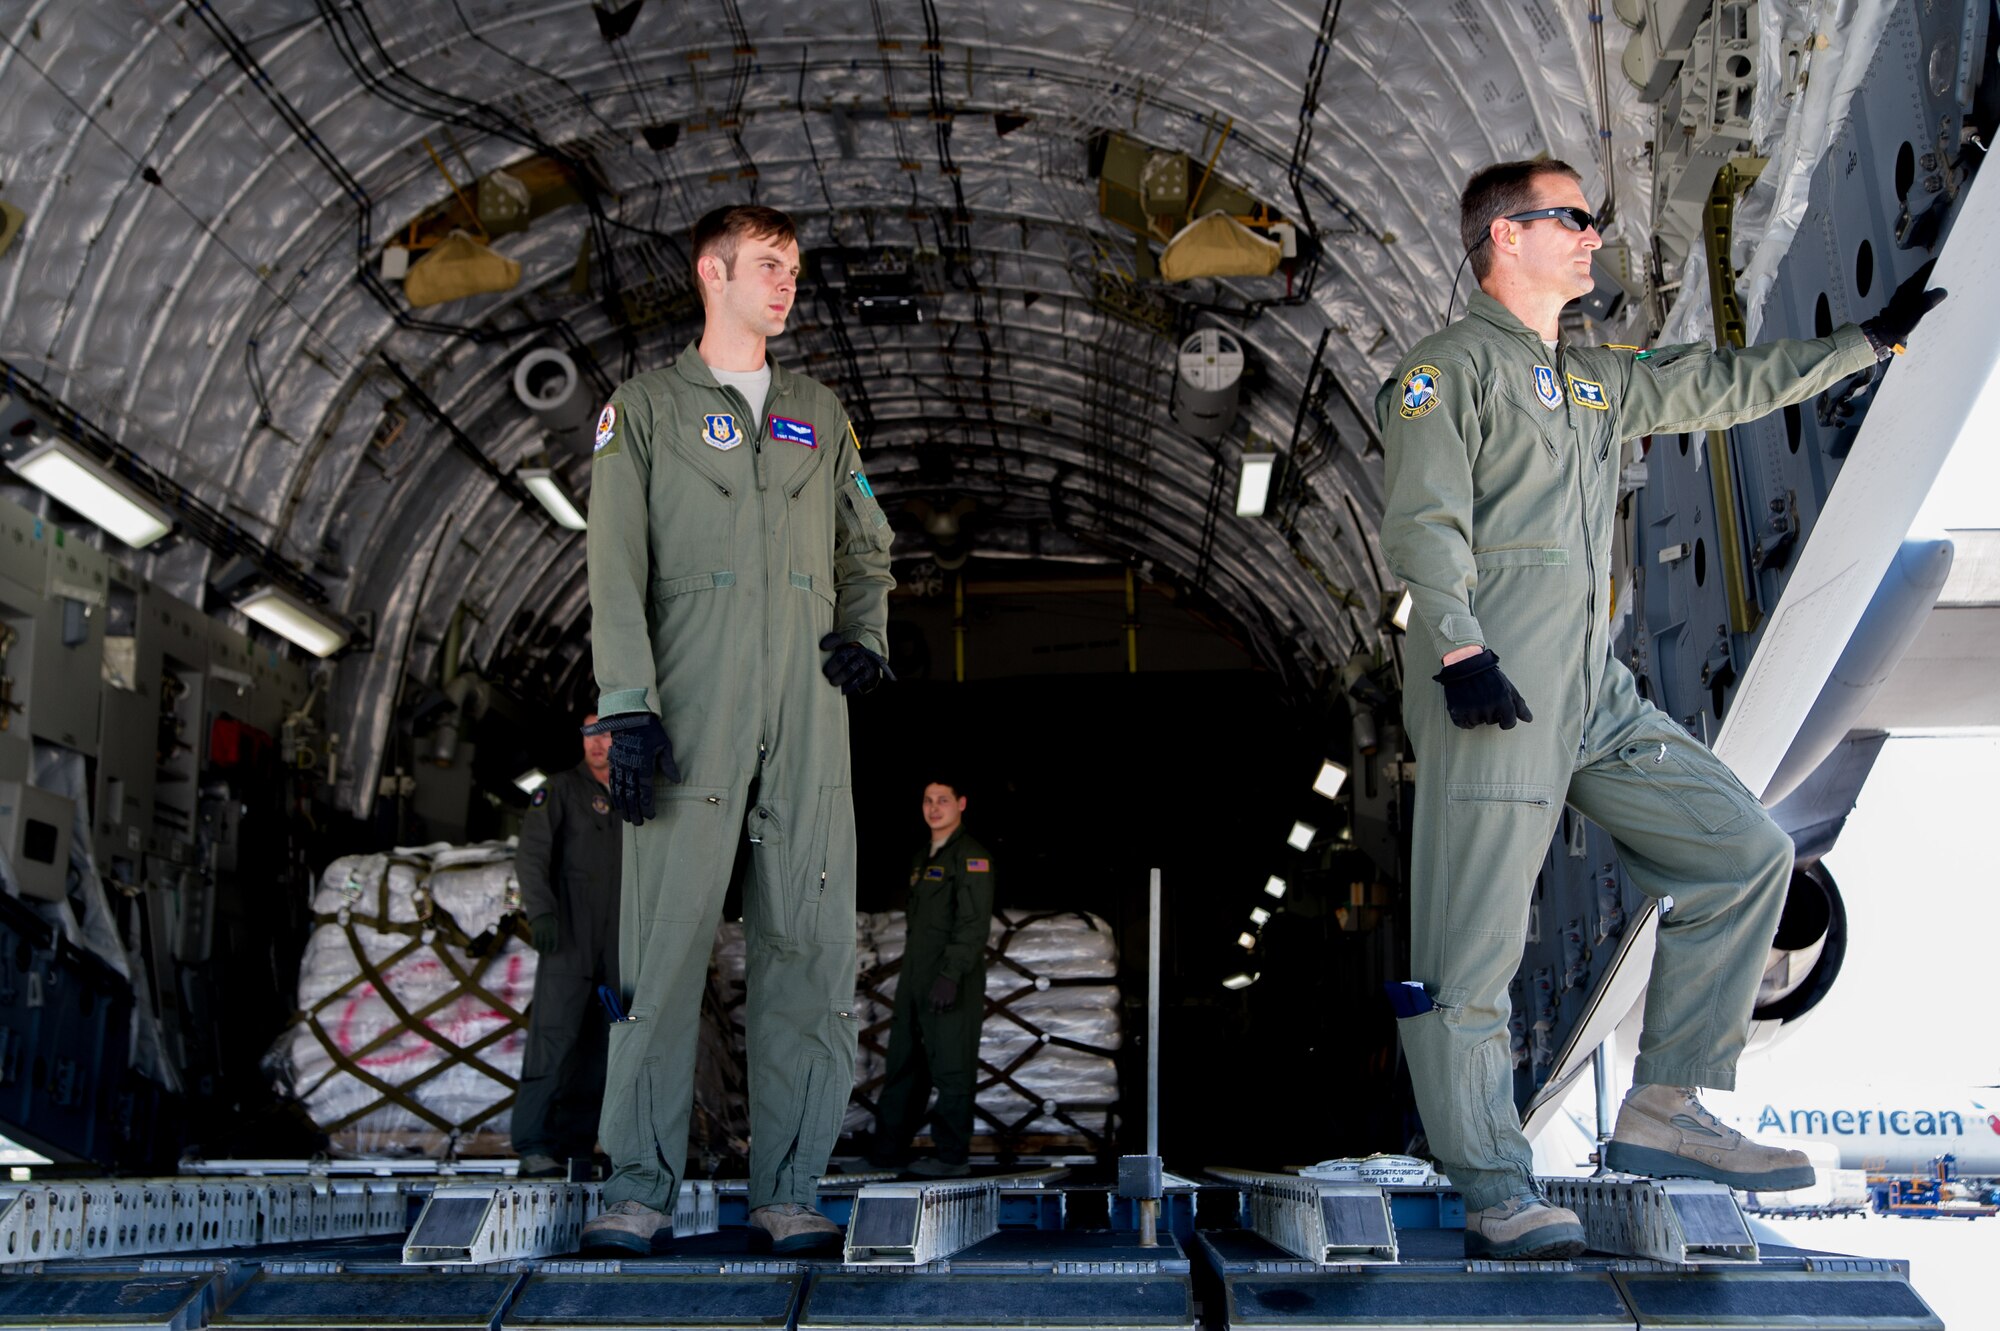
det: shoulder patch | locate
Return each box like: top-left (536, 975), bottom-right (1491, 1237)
top-left (531, 788), bottom-right (548, 807)
top-left (594, 403), bottom-right (619, 456)
top-left (1399, 365), bottom-right (1442, 420)
top-left (1567, 374), bottom-right (1609, 411)
top-left (965, 857), bottom-right (990, 873)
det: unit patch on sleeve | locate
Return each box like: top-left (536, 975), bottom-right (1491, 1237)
top-left (1567, 375), bottom-right (1609, 410)
top-left (1399, 365), bottom-right (1442, 419)
top-left (966, 857), bottom-right (990, 873)
top-left (594, 404), bottom-right (618, 454)
top-left (532, 788), bottom-right (548, 807)
top-left (1532, 365), bottom-right (1562, 411)
top-left (770, 416), bottom-right (817, 448)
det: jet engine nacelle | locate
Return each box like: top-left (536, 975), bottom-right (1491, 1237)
top-left (1744, 861), bottom-right (1847, 1055)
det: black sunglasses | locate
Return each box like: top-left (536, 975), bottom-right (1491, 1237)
top-left (1503, 206), bottom-right (1598, 232)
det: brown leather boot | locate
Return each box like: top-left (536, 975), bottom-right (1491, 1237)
top-left (1606, 1085), bottom-right (1815, 1191)
top-left (748, 1203), bottom-right (842, 1255)
top-left (1463, 1192), bottom-right (1586, 1260)
top-left (579, 1199), bottom-right (671, 1254)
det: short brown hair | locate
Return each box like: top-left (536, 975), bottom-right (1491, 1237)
top-left (691, 205), bottom-right (798, 296)
top-left (1459, 160), bottom-right (1582, 280)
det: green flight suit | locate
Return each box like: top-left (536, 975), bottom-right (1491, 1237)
top-left (875, 829), bottom-right (996, 1165)
top-left (588, 341), bottom-right (895, 1213)
top-left (1375, 291), bottom-right (1876, 1211)
top-left (512, 764), bottom-right (621, 1160)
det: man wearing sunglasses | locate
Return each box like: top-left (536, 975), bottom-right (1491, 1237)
top-left (1375, 159), bottom-right (1943, 1260)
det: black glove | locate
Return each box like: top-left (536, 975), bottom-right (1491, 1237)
top-left (1433, 649), bottom-right (1534, 730)
top-left (819, 632), bottom-right (895, 695)
top-left (581, 711), bottom-right (679, 825)
top-left (1860, 261), bottom-right (1946, 360)
top-left (927, 975), bottom-right (959, 1013)
top-left (529, 913), bottom-right (561, 955)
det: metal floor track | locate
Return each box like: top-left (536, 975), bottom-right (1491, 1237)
top-left (0, 1173), bottom-right (1947, 1330)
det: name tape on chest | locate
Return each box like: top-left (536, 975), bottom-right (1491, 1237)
top-left (702, 413), bottom-right (744, 450)
top-left (770, 416), bottom-right (817, 448)
top-left (1567, 374), bottom-right (1609, 410)
top-left (1399, 364), bottom-right (1442, 419)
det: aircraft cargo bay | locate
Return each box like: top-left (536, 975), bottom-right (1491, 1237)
top-left (0, 0), bottom-right (1994, 1326)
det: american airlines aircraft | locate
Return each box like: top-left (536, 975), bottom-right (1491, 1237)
top-left (1703, 1088), bottom-right (2000, 1177)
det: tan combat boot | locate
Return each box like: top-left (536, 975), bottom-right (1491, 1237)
top-left (748, 1202), bottom-right (843, 1255)
top-left (579, 1199), bottom-right (672, 1254)
top-left (517, 1152), bottom-right (564, 1180)
top-left (1605, 1085), bottom-right (1815, 1190)
top-left (1462, 1192), bottom-right (1586, 1260)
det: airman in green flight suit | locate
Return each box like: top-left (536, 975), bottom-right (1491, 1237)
top-left (580, 205), bottom-right (895, 1256)
top-left (1376, 160), bottom-right (1943, 1260)
top-left (871, 778), bottom-right (996, 1177)
top-left (510, 715), bottom-right (621, 1179)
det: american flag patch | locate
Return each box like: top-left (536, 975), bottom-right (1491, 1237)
top-left (966, 858), bottom-right (990, 872)
top-left (770, 415), bottom-right (817, 448)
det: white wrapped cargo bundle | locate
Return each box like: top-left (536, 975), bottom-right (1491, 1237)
top-left (715, 909), bottom-right (1123, 1149)
top-left (858, 909), bottom-right (1122, 1147)
top-left (270, 844), bottom-right (534, 1156)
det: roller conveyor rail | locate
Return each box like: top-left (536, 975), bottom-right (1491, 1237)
top-left (1203, 1168), bottom-right (1398, 1267)
top-left (1541, 1174), bottom-right (1759, 1265)
top-left (0, 1167), bottom-right (1951, 1329)
top-left (843, 1168), bottom-right (1068, 1266)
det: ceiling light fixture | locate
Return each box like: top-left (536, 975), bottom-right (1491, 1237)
top-left (7, 433), bottom-right (174, 548)
top-left (1312, 759), bottom-right (1348, 800)
top-left (1235, 452), bottom-right (1276, 517)
top-left (1222, 972), bottom-right (1258, 990)
top-left (1263, 875), bottom-right (1288, 900)
top-left (1287, 820), bottom-right (1316, 851)
top-left (235, 585), bottom-right (351, 659)
top-left (1236, 931), bottom-right (1257, 950)
top-left (1249, 906), bottom-right (1271, 926)
top-left (514, 768), bottom-right (549, 795)
top-left (1391, 589), bottom-right (1413, 631)
top-left (519, 467), bottom-right (587, 530)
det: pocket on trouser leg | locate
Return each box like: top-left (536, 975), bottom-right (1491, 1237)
top-left (812, 786), bottom-right (858, 944)
top-left (745, 800), bottom-right (795, 942)
top-left (1396, 1003), bottom-right (1525, 1188)
top-left (602, 1019), bottom-right (670, 1183)
top-left (1616, 737), bottom-right (1755, 834)
top-left (1441, 783), bottom-right (1556, 940)
top-left (644, 788), bottom-right (733, 923)
top-left (790, 1007), bottom-right (860, 1178)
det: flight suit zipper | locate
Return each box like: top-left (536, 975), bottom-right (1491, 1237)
top-left (1557, 343), bottom-right (1598, 757)
top-left (714, 380), bottom-right (778, 773)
